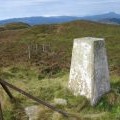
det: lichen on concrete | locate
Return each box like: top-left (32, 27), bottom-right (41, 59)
top-left (69, 37), bottom-right (110, 106)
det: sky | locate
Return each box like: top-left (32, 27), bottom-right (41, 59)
top-left (0, 0), bottom-right (120, 20)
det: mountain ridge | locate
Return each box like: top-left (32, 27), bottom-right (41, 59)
top-left (0, 12), bottom-right (120, 25)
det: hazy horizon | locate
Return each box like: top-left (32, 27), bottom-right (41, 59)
top-left (0, 0), bottom-right (120, 20)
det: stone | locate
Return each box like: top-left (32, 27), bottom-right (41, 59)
top-left (25, 106), bottom-right (41, 120)
top-left (54, 98), bottom-right (67, 105)
top-left (69, 37), bottom-right (110, 106)
top-left (52, 112), bottom-right (64, 120)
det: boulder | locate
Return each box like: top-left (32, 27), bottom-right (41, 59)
top-left (54, 98), bottom-right (67, 106)
top-left (25, 106), bottom-right (41, 120)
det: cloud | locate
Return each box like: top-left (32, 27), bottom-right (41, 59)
top-left (0, 0), bottom-right (120, 20)
top-left (0, 0), bottom-right (59, 6)
top-left (76, 0), bottom-right (120, 5)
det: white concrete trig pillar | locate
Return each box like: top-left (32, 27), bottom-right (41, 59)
top-left (69, 37), bottom-right (110, 106)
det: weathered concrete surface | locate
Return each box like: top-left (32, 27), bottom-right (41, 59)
top-left (69, 37), bottom-right (110, 106)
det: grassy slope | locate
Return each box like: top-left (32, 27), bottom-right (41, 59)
top-left (1, 67), bottom-right (120, 120)
top-left (0, 21), bottom-right (120, 74)
top-left (0, 21), bottom-right (120, 120)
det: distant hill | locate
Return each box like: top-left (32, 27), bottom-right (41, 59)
top-left (0, 12), bottom-right (120, 25)
top-left (99, 18), bottom-right (120, 25)
top-left (0, 16), bottom-right (79, 26)
top-left (4, 22), bottom-right (30, 30)
top-left (82, 12), bottom-right (120, 25)
top-left (82, 12), bottom-right (120, 21)
top-left (0, 22), bottom-right (30, 32)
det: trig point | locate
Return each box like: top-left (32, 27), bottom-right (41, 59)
top-left (69, 37), bottom-right (110, 106)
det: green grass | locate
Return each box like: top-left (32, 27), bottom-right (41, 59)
top-left (0, 66), bottom-right (120, 120)
top-left (0, 20), bottom-right (120, 119)
top-left (0, 20), bottom-right (120, 76)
